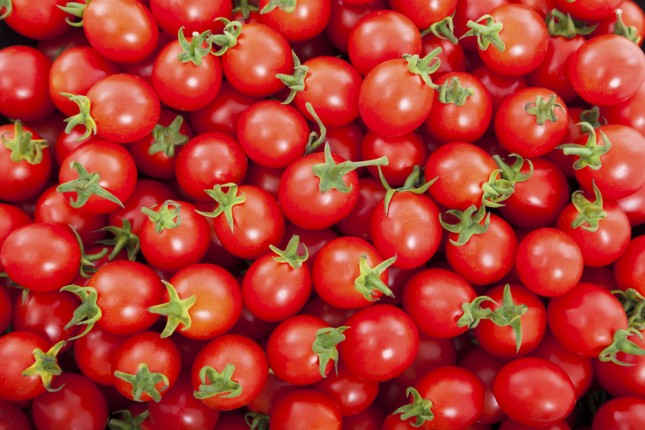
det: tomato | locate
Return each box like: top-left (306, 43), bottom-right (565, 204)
top-left (339, 304), bottom-right (419, 381)
top-left (175, 132), bottom-right (248, 201)
top-left (403, 268), bottom-right (476, 339)
top-left (335, 177), bottom-right (384, 241)
top-left (2, 0), bottom-right (69, 40)
top-left (58, 140), bottom-right (138, 214)
top-left (471, 65), bottom-right (527, 113)
top-left (139, 200), bottom-right (210, 273)
top-left (593, 0), bottom-right (645, 44)
top-left (150, 0), bottom-right (232, 35)
top-left (592, 397), bottom-right (645, 430)
top-left (244, 162), bottom-right (283, 197)
top-left (1, 222), bottom-right (81, 293)
top-left (148, 378), bottom-right (220, 430)
top-left (73, 325), bottom-right (127, 386)
top-left (389, 0), bottom-right (457, 30)
top-left (614, 236), bottom-right (645, 296)
top-left (49, 46), bottom-right (122, 116)
top-left (32, 373), bottom-right (108, 430)
top-left (0, 46), bottom-right (55, 121)
top-left (342, 405), bottom-right (384, 430)
top-left (601, 79), bottom-right (645, 137)
top-left (313, 364), bottom-right (379, 416)
top-left (595, 332), bottom-right (645, 398)
top-left (258, 0), bottom-right (331, 42)
top-left (12, 291), bottom-right (79, 347)
top-left (493, 357), bottom-right (575, 427)
top-left (242, 236), bottom-right (312, 322)
top-left (111, 332), bottom-right (181, 402)
top-left (0, 399), bottom-right (30, 430)
top-left (82, 0), bottom-right (159, 63)
top-left (152, 36), bottom-right (223, 111)
top-left (515, 228), bottom-right (583, 297)
top-left (459, 347), bottom-right (507, 425)
top-left (236, 100), bottom-right (309, 168)
top-left (270, 389), bottom-right (342, 430)
top-left (0, 205), bottom-right (30, 268)
top-left (151, 264), bottom-right (242, 340)
top-left (326, 0), bottom-right (385, 53)
top-left (191, 334), bottom-right (268, 411)
top-left (0, 121), bottom-right (52, 203)
top-left (568, 34), bottom-right (645, 106)
top-left (554, 0), bottom-right (623, 21)
top-left (0, 331), bottom-right (62, 401)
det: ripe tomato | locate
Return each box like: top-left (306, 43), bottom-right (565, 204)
top-left (2, 0), bottom-right (69, 40)
top-left (458, 347), bottom-right (507, 424)
top-left (592, 397), bottom-right (645, 430)
top-left (326, 0), bottom-right (386, 53)
top-left (595, 332), bottom-right (645, 398)
top-left (554, 0), bottom-right (623, 21)
top-left (313, 364), bottom-right (379, 416)
top-left (270, 389), bottom-right (341, 430)
top-left (0, 204), bottom-right (30, 269)
top-left (614, 236), bottom-right (645, 296)
top-left (258, 0), bottom-right (331, 42)
top-left (12, 291), bottom-right (79, 347)
top-left (150, 0), bottom-right (232, 35)
top-left (148, 378), bottom-right (220, 430)
top-left (73, 326), bottom-right (127, 386)
top-left (601, 79), bottom-right (645, 137)
top-left (0, 399), bottom-right (30, 430)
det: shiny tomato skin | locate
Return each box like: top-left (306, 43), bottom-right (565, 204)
top-left (12, 291), bottom-right (79, 347)
top-left (326, 0), bottom-right (386, 53)
top-left (614, 236), bottom-right (645, 296)
top-left (0, 399), bottom-right (31, 430)
top-left (336, 177), bottom-right (386, 241)
top-left (0, 331), bottom-right (52, 401)
top-left (3, 0), bottom-right (70, 40)
top-left (592, 397), bottom-right (645, 430)
top-left (601, 80), bottom-right (645, 137)
top-left (0, 205), bottom-right (30, 268)
top-left (150, 0), bottom-right (232, 35)
top-left (594, 333), bottom-right (645, 398)
top-left (313, 364), bottom-right (379, 416)
top-left (270, 389), bottom-right (341, 430)
top-left (458, 347), bottom-right (507, 425)
top-left (258, 0), bottom-right (331, 42)
top-left (73, 326), bottom-right (127, 386)
top-left (148, 378), bottom-right (220, 430)
top-left (554, 0), bottom-right (623, 21)
top-left (361, 131), bottom-right (428, 187)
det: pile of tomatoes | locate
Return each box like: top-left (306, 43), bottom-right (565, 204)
top-left (1, 0), bottom-right (645, 429)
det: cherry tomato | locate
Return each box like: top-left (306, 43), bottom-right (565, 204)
top-left (270, 389), bottom-right (341, 430)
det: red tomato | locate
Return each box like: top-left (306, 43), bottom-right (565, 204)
top-left (258, 0), bottom-right (331, 42)
top-left (313, 364), bottom-right (379, 416)
top-left (554, 0), bottom-right (623, 21)
top-left (12, 291), bottom-right (79, 347)
top-left (459, 347), bottom-right (507, 424)
top-left (0, 399), bottom-right (31, 430)
top-left (614, 236), bottom-right (645, 296)
top-left (148, 378), bottom-right (220, 430)
top-left (601, 79), bottom-right (645, 137)
top-left (73, 326), bottom-right (127, 386)
top-left (336, 177), bottom-right (386, 241)
top-left (270, 389), bottom-right (341, 430)
top-left (150, 0), bottom-right (232, 35)
top-left (592, 397), bottom-right (645, 430)
top-left (0, 205), bottom-right (30, 268)
top-left (326, 0), bottom-right (386, 53)
top-left (2, 0), bottom-right (69, 40)
top-left (595, 332), bottom-right (645, 398)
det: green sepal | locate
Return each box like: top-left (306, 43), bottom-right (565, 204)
top-left (557, 122), bottom-right (612, 171)
top-left (579, 106), bottom-right (605, 128)
top-left (439, 204), bottom-right (490, 246)
top-left (312, 143), bottom-right (388, 193)
top-left (113, 363), bottom-right (170, 403)
top-left (354, 255), bottom-right (396, 301)
top-left (481, 169), bottom-right (515, 208)
top-left (233, 0), bottom-right (259, 21)
top-left (69, 226), bottom-right (109, 279)
top-left (525, 94), bottom-right (564, 125)
top-left (461, 14), bottom-right (505, 52)
top-left (57, 1), bottom-right (86, 27)
top-left (598, 328), bottom-right (645, 366)
top-left (209, 18), bottom-right (243, 56)
top-left (60, 284), bottom-right (102, 340)
top-left (193, 363), bottom-right (242, 399)
top-left (393, 387), bottom-right (435, 428)
top-left (570, 181), bottom-right (607, 232)
top-left (546, 8), bottom-right (597, 38)
top-left (195, 184), bottom-right (245, 232)
top-left (61, 93), bottom-right (96, 140)
top-left (245, 412), bottom-right (270, 430)
top-left (56, 161), bottom-right (124, 210)
top-left (269, 234), bottom-right (308, 269)
top-left (148, 280), bottom-right (197, 338)
top-left (487, 284), bottom-right (528, 352)
top-left (141, 200), bottom-right (182, 233)
top-left (148, 115), bottom-right (190, 158)
top-left (303, 102), bottom-right (328, 154)
top-left (108, 409), bottom-right (150, 430)
top-left (457, 296), bottom-right (498, 328)
top-left (613, 8), bottom-right (642, 44)
top-left (177, 27), bottom-right (213, 66)
top-left (312, 326), bottom-right (349, 377)
top-left (613, 288), bottom-right (645, 331)
top-left (0, 0), bottom-right (12, 20)
top-left (1, 121), bottom-right (48, 165)
top-left (96, 219), bottom-right (141, 262)
top-left (494, 153), bottom-right (534, 187)
top-left (260, 0), bottom-right (296, 14)
top-left (379, 165), bottom-right (437, 216)
top-left (402, 48), bottom-right (442, 88)
top-left (22, 340), bottom-right (66, 392)
top-left (276, 50), bottom-right (309, 105)
top-left (437, 76), bottom-right (474, 106)
top-left (422, 15), bottom-right (458, 44)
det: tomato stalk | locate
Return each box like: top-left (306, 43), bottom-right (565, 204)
top-left (148, 115), bottom-right (190, 157)
top-left (493, 153), bottom-right (534, 188)
top-left (579, 106), bottom-right (605, 128)
top-left (598, 328), bottom-right (645, 366)
top-left (440, 204), bottom-right (490, 246)
top-left (56, 161), bottom-right (125, 209)
top-left (61, 92), bottom-right (96, 140)
top-left (97, 219), bottom-right (141, 261)
top-left (58, 1), bottom-right (87, 27)
top-left (613, 8), bottom-right (642, 44)
top-left (421, 16), bottom-right (458, 44)
top-left (276, 50), bottom-right (309, 105)
top-left (196, 184), bottom-right (246, 232)
top-left (269, 234), bottom-right (308, 269)
top-left (0, 0), bottom-right (12, 20)
top-left (1, 121), bottom-right (48, 165)
top-left (177, 27), bottom-right (213, 66)
top-left (260, 0), bottom-right (297, 15)
top-left (437, 76), bottom-right (474, 106)
top-left (22, 340), bottom-right (66, 392)
top-left (245, 412), bottom-right (270, 430)
top-left (233, 0), bottom-right (258, 21)
top-left (403, 48), bottom-right (442, 88)
top-left (312, 326), bottom-right (349, 377)
top-left (558, 122), bottom-right (612, 170)
top-left (108, 409), bottom-right (150, 430)
top-left (113, 362), bottom-right (170, 403)
top-left (613, 288), bottom-right (645, 330)
top-left (569, 181), bottom-right (607, 231)
top-left (546, 8), bottom-right (597, 38)
top-left (304, 103), bottom-right (327, 153)
top-left (60, 284), bottom-right (102, 340)
top-left (354, 255), bottom-right (396, 301)
top-left (148, 280), bottom-right (197, 338)
top-left (525, 94), bottom-right (565, 125)
top-left (194, 363), bottom-right (242, 399)
top-left (209, 18), bottom-right (243, 56)
top-left (393, 387), bottom-right (434, 427)
top-left (141, 200), bottom-right (182, 233)
top-left (462, 14), bottom-right (506, 52)
top-left (379, 165), bottom-right (437, 215)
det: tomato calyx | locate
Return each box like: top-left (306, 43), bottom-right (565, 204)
top-left (58, 1), bottom-right (87, 27)
top-left (0, 0), bottom-right (12, 20)
top-left (233, 0), bottom-right (259, 21)
top-left (312, 326), bottom-right (349, 377)
top-left (494, 153), bottom-right (534, 187)
top-left (354, 254), bottom-right (397, 301)
top-left (525, 94), bottom-right (564, 126)
top-left (148, 280), bottom-right (197, 338)
top-left (60, 284), bottom-right (102, 340)
top-left (558, 122), bottom-right (612, 170)
top-left (380, 165), bottom-right (437, 215)
top-left (437, 76), bottom-right (474, 106)
top-left (194, 363), bottom-right (242, 399)
top-left (481, 168), bottom-right (516, 208)
top-left (312, 143), bottom-right (389, 193)
top-left (440, 204), bottom-right (490, 246)
top-left (108, 408), bottom-right (151, 430)
top-left (21, 340), bottom-right (66, 392)
top-left (276, 51), bottom-right (309, 105)
top-left (1, 121), bottom-right (48, 165)
top-left (570, 181), bottom-right (607, 232)
top-left (114, 362), bottom-right (170, 402)
top-left (422, 16), bottom-right (458, 44)
top-left (270, 234), bottom-right (309, 269)
top-left (614, 9), bottom-right (642, 45)
top-left (546, 8), bottom-right (597, 38)
top-left (403, 48), bottom-right (442, 88)
top-left (245, 412), bottom-right (270, 430)
top-left (598, 328), bottom-right (645, 366)
top-left (260, 0), bottom-right (296, 15)
top-left (141, 200), bottom-right (182, 233)
top-left (303, 103), bottom-right (328, 153)
top-left (61, 93), bottom-right (96, 141)
top-left (393, 386), bottom-right (435, 427)
top-left (57, 161), bottom-right (125, 209)
top-left (148, 115), bottom-right (190, 158)
top-left (177, 27), bottom-right (214, 66)
top-left (97, 219), bottom-right (141, 261)
top-left (460, 284), bottom-right (528, 352)
top-left (196, 184), bottom-right (246, 232)
top-left (579, 106), bottom-right (605, 128)
top-left (210, 18), bottom-right (243, 56)
top-left (613, 288), bottom-right (645, 330)
top-left (462, 14), bottom-right (505, 52)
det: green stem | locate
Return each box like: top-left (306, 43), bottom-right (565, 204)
top-left (1, 121), bottom-right (48, 165)
top-left (312, 143), bottom-right (388, 193)
top-left (148, 280), bottom-right (197, 338)
top-left (312, 326), bottom-right (349, 377)
top-left (195, 184), bottom-right (246, 232)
